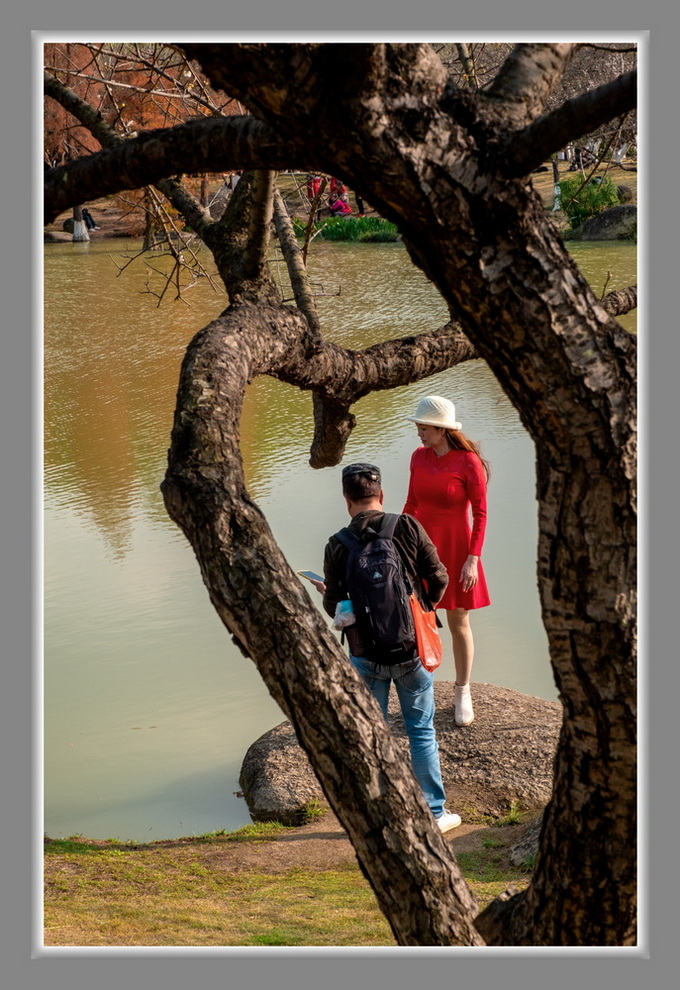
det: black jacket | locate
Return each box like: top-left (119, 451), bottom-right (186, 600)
top-left (322, 510), bottom-right (449, 655)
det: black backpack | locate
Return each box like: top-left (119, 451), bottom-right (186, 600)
top-left (335, 513), bottom-right (417, 665)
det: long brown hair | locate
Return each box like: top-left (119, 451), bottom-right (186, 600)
top-left (444, 429), bottom-right (491, 482)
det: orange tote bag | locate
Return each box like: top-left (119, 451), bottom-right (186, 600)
top-left (409, 595), bottom-right (443, 672)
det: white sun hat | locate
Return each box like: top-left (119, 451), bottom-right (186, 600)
top-left (407, 395), bottom-right (462, 431)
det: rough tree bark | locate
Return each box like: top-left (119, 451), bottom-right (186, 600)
top-left (71, 205), bottom-right (89, 242)
top-left (44, 41), bottom-right (638, 946)
top-left (160, 297), bottom-right (483, 947)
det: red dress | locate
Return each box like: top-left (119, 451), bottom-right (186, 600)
top-left (403, 446), bottom-right (491, 611)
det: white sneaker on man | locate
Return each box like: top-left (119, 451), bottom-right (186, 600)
top-left (436, 810), bottom-right (462, 833)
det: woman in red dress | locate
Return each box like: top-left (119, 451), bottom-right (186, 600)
top-left (403, 395), bottom-right (491, 725)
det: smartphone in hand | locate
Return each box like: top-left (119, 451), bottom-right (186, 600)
top-left (297, 570), bottom-right (324, 584)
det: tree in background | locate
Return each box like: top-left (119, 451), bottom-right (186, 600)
top-left (44, 40), bottom-right (638, 946)
top-left (44, 42), bottom-right (244, 241)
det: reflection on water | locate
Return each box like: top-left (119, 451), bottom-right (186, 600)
top-left (43, 235), bottom-right (636, 841)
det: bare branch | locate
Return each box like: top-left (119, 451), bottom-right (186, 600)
top-left (504, 70), bottom-right (637, 176)
top-left (45, 68), bottom-right (216, 280)
top-left (602, 284), bottom-right (637, 318)
top-left (455, 43), bottom-right (479, 90)
top-left (44, 115), bottom-right (295, 223)
top-left (487, 43), bottom-right (577, 120)
top-left (44, 70), bottom-right (122, 149)
top-left (302, 177), bottom-right (327, 264)
top-left (272, 190), bottom-right (322, 338)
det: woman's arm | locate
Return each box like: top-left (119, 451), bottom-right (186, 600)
top-left (402, 452), bottom-right (419, 517)
top-left (465, 454), bottom-right (488, 557)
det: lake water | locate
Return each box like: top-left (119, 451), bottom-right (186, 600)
top-left (42, 234), bottom-right (636, 842)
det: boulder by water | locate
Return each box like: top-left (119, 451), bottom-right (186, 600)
top-left (568, 204), bottom-right (637, 241)
top-left (239, 681), bottom-right (562, 826)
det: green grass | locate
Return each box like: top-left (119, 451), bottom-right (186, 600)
top-left (43, 814), bottom-right (534, 947)
top-left (44, 849), bottom-right (396, 947)
top-left (494, 799), bottom-right (524, 826)
top-left (292, 215), bottom-right (399, 242)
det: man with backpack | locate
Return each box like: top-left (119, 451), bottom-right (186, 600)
top-left (320, 462), bottom-right (462, 834)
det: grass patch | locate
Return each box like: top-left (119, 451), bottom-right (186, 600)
top-left (301, 799), bottom-right (326, 822)
top-left (493, 800), bottom-right (525, 826)
top-left (44, 851), bottom-right (394, 947)
top-left (43, 814), bottom-right (534, 947)
top-left (482, 837), bottom-right (505, 849)
top-left (456, 848), bottom-right (531, 910)
top-left (193, 821), bottom-right (290, 843)
top-left (292, 215), bottom-right (399, 242)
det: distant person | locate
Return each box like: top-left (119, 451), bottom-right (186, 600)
top-left (328, 177), bottom-right (351, 215)
top-left (404, 396), bottom-right (491, 726)
top-left (328, 178), bottom-right (347, 199)
top-left (81, 208), bottom-right (99, 230)
top-left (306, 173), bottom-right (323, 201)
top-left (317, 462), bottom-right (462, 834)
top-left (329, 194), bottom-right (352, 216)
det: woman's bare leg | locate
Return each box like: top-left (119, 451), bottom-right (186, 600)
top-left (446, 608), bottom-right (475, 724)
top-left (445, 608), bottom-right (474, 685)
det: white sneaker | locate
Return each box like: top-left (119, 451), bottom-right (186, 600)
top-left (455, 683), bottom-right (474, 725)
top-left (436, 810), bottom-right (462, 833)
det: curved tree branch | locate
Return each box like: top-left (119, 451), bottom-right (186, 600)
top-left (504, 70), bottom-right (637, 176)
top-left (199, 169), bottom-right (280, 303)
top-left (602, 284), bottom-right (637, 318)
top-left (159, 301), bottom-right (485, 945)
top-left (43, 115), bottom-right (295, 223)
top-left (272, 188), bottom-right (344, 465)
top-left (486, 43), bottom-right (577, 122)
top-left (44, 69), bottom-right (215, 239)
top-left (272, 189), bottom-right (322, 338)
top-left (44, 70), bottom-right (122, 148)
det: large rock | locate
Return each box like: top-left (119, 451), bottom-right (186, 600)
top-left (240, 681), bottom-right (562, 825)
top-left (580, 204), bottom-right (637, 241)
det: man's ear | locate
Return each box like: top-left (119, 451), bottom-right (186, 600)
top-left (379, 489), bottom-right (385, 505)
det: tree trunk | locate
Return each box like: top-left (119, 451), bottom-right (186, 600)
top-left (160, 302), bottom-right (484, 946)
top-left (552, 158), bottom-right (562, 210)
top-left (176, 42), bottom-right (638, 946)
top-left (71, 205), bottom-right (89, 242)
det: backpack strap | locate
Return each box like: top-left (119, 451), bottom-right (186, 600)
top-left (335, 513), bottom-right (400, 549)
top-left (379, 514), bottom-right (413, 596)
top-left (379, 513), bottom-right (400, 540)
top-left (335, 527), bottom-right (360, 551)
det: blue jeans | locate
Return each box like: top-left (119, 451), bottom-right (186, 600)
top-left (350, 655), bottom-right (447, 819)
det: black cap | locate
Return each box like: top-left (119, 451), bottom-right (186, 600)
top-left (341, 463), bottom-right (381, 483)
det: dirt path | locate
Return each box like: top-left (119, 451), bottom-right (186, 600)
top-left (124, 806), bottom-right (530, 875)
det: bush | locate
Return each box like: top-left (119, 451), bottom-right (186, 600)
top-left (317, 216), bottom-right (362, 241)
top-left (558, 176), bottom-right (622, 230)
top-left (293, 215), bottom-right (399, 242)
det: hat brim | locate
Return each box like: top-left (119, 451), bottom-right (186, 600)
top-left (406, 415), bottom-right (462, 430)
